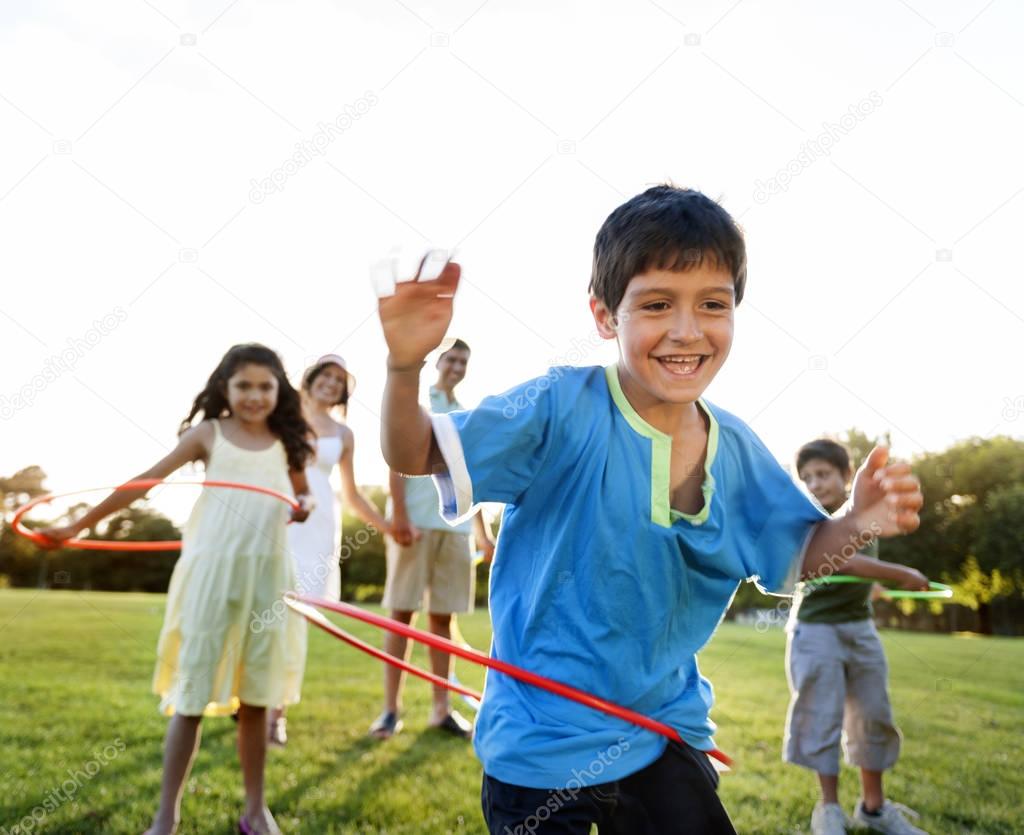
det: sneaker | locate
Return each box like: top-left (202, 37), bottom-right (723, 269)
top-left (811, 802), bottom-right (850, 835)
top-left (429, 709), bottom-right (473, 739)
top-left (853, 800), bottom-right (928, 835)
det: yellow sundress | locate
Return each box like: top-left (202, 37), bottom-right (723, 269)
top-left (153, 420), bottom-right (307, 716)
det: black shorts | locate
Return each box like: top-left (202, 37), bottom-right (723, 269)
top-left (481, 741), bottom-right (737, 834)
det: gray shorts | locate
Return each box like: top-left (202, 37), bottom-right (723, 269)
top-left (783, 619), bottom-right (901, 775)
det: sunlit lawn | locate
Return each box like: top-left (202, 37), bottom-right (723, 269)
top-left (1, 590), bottom-right (1021, 833)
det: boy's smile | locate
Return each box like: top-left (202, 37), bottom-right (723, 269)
top-left (592, 263), bottom-right (735, 422)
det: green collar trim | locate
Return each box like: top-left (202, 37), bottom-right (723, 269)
top-left (604, 364), bottom-right (718, 527)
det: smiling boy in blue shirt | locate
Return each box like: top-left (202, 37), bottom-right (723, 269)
top-left (375, 186), bottom-right (924, 834)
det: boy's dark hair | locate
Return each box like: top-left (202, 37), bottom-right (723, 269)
top-left (180, 343), bottom-right (314, 472)
top-left (797, 439), bottom-right (852, 479)
top-left (589, 185), bottom-right (747, 314)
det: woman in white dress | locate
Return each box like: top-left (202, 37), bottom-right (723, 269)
top-left (269, 353), bottom-right (392, 745)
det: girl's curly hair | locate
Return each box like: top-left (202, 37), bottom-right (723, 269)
top-left (179, 343), bottom-right (313, 472)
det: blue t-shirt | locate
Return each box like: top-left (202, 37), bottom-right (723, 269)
top-left (430, 365), bottom-right (826, 789)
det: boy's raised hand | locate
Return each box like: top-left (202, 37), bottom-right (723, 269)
top-left (850, 446), bottom-right (924, 539)
top-left (375, 249), bottom-right (461, 368)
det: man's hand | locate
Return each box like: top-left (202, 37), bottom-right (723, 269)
top-left (389, 516), bottom-right (421, 547)
top-left (377, 253), bottom-right (461, 369)
top-left (850, 446), bottom-right (923, 538)
top-left (476, 536), bottom-right (496, 564)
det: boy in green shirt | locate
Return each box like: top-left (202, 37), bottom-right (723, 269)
top-left (785, 439), bottom-right (930, 835)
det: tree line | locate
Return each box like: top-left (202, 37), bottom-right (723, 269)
top-left (3, 431), bottom-right (1022, 633)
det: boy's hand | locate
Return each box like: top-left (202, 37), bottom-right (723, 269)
top-left (376, 251), bottom-right (461, 369)
top-left (894, 565), bottom-right (929, 591)
top-left (850, 446), bottom-right (923, 538)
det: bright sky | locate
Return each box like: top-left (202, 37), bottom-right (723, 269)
top-left (2, 0), bottom-right (1022, 524)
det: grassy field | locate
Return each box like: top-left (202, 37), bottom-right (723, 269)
top-left (0, 590), bottom-right (1021, 834)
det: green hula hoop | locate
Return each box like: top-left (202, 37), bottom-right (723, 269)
top-left (802, 576), bottom-right (953, 600)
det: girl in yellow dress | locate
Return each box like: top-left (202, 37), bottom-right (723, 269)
top-left (43, 343), bottom-right (314, 835)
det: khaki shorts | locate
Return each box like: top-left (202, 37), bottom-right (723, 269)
top-left (783, 619), bottom-right (901, 775)
top-left (382, 528), bottom-right (475, 614)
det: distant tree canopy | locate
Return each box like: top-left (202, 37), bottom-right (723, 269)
top-left (878, 435), bottom-right (1024, 632)
top-left (730, 432), bottom-right (1024, 633)
top-left (3, 433), bottom-right (1022, 630)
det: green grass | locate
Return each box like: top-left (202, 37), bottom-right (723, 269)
top-left (0, 590), bottom-right (1021, 834)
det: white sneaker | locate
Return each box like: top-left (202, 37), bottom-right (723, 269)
top-left (811, 802), bottom-right (850, 835)
top-left (853, 800), bottom-right (928, 835)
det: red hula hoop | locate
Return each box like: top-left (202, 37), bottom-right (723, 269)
top-left (11, 479), bottom-right (300, 552)
top-left (290, 594), bottom-right (733, 769)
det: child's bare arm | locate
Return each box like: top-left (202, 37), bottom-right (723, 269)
top-left (40, 423), bottom-right (212, 543)
top-left (378, 257), bottom-right (461, 475)
top-left (382, 366), bottom-right (441, 475)
top-left (838, 554), bottom-right (929, 590)
top-left (801, 446), bottom-right (923, 579)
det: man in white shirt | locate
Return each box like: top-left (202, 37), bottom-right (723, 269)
top-left (371, 339), bottom-right (495, 739)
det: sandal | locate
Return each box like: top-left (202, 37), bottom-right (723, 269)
top-left (268, 715), bottom-right (287, 748)
top-left (368, 710), bottom-right (404, 739)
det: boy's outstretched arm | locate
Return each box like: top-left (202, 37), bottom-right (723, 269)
top-left (801, 446), bottom-right (925, 584)
top-left (378, 257), bottom-right (461, 476)
top-left (838, 554), bottom-right (929, 590)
